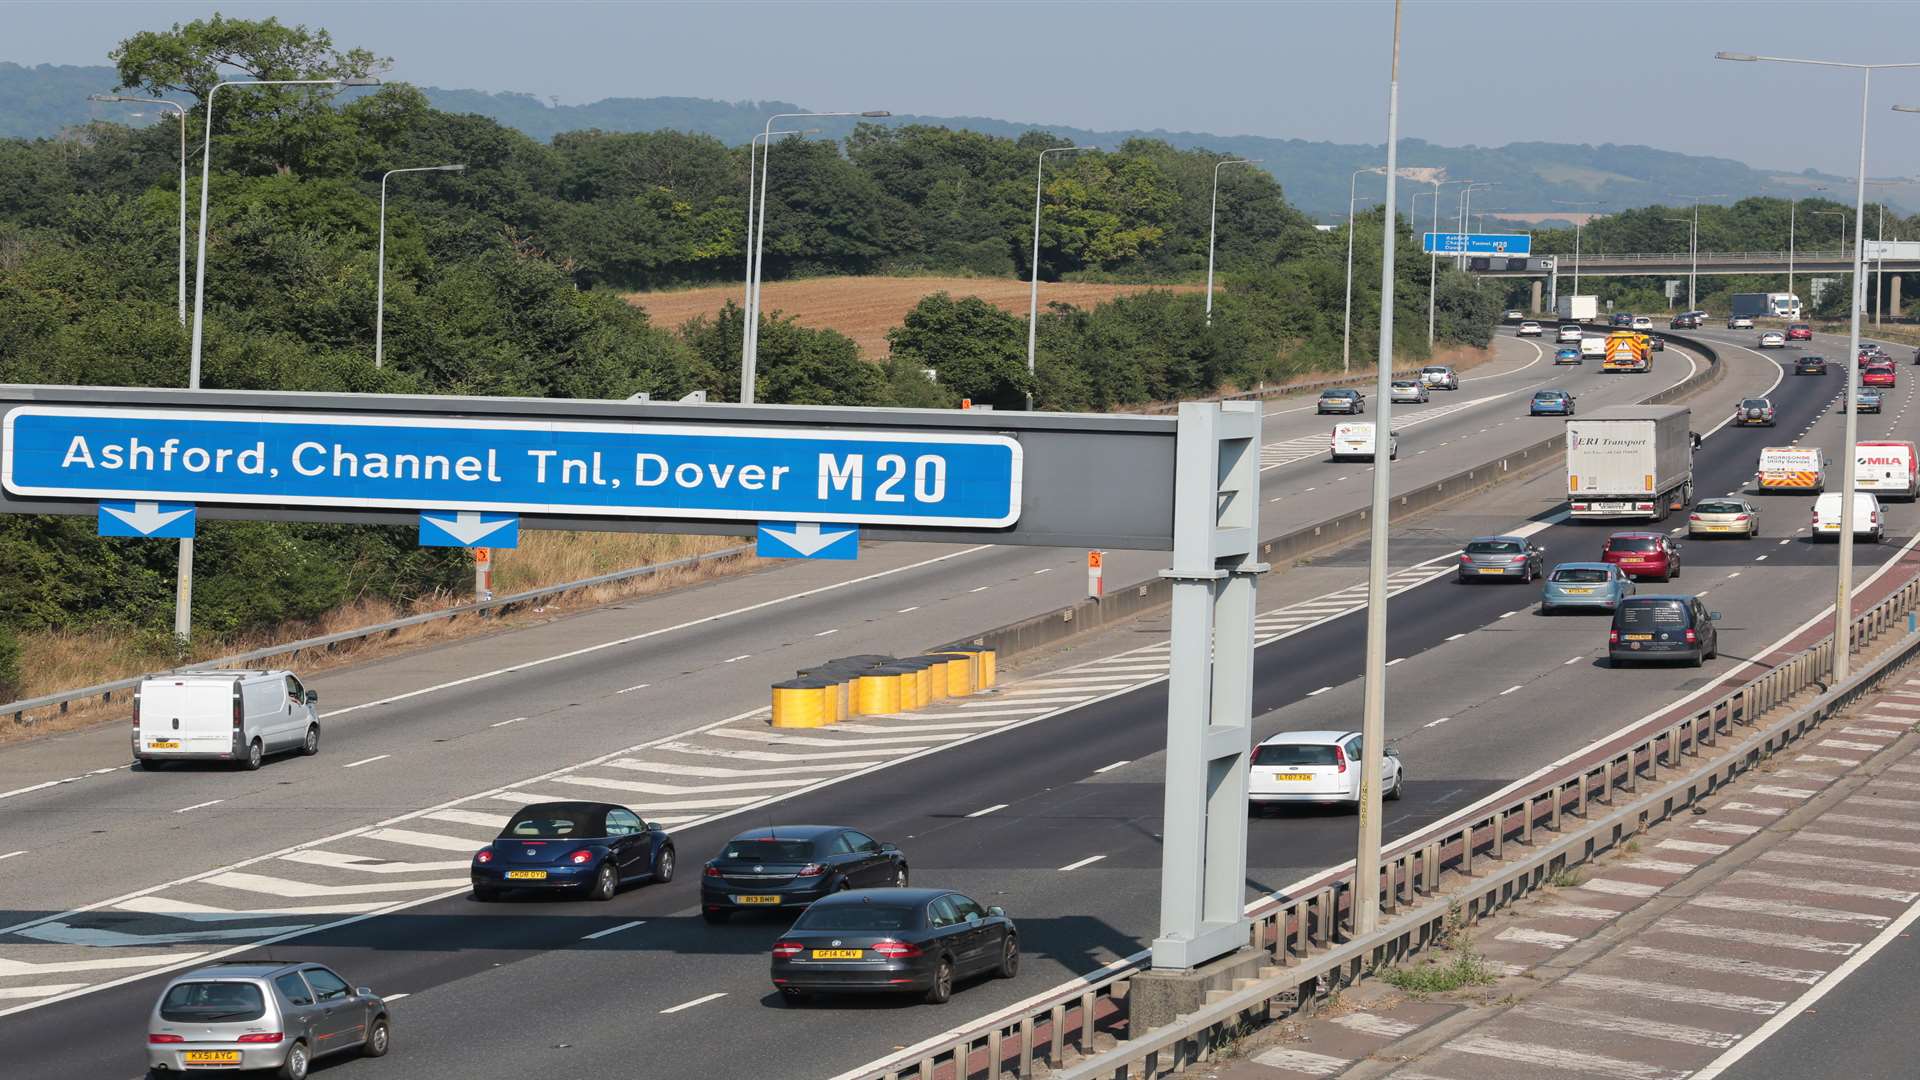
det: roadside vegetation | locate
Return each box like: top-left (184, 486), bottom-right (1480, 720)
top-left (1376, 905), bottom-right (1499, 995)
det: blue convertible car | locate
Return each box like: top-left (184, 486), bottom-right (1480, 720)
top-left (1539, 562), bottom-right (1635, 614)
top-left (471, 800), bottom-right (675, 901)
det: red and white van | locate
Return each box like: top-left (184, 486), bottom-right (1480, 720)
top-left (1856, 441), bottom-right (1919, 501)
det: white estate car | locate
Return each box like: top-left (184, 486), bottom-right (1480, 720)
top-left (1248, 730), bottom-right (1403, 810)
top-left (1758, 331), bottom-right (1786, 349)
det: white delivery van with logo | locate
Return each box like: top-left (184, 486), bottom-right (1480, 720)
top-left (1754, 446), bottom-right (1826, 493)
top-left (1330, 422), bottom-right (1398, 462)
top-left (134, 670), bottom-right (320, 771)
top-left (1855, 441), bottom-right (1919, 501)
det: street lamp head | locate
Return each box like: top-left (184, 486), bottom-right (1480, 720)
top-left (88, 93), bottom-right (125, 102)
top-left (1715, 51), bottom-right (1761, 62)
top-left (1895, 105), bottom-right (1920, 113)
top-left (438, 164), bottom-right (468, 172)
top-left (339, 77), bottom-right (383, 87)
top-left (859, 110), bottom-right (892, 118)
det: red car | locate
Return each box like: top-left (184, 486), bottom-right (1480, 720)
top-left (1863, 364), bottom-right (1897, 388)
top-left (1786, 323), bottom-right (1813, 341)
top-left (1602, 532), bottom-right (1682, 582)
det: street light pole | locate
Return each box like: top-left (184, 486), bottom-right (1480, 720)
top-left (1458, 182), bottom-right (1498, 269)
top-left (1720, 52), bottom-right (1920, 683)
top-left (90, 94), bottom-right (187, 325)
top-left (375, 163), bottom-right (465, 369)
top-left (1355, 0), bottom-right (1404, 939)
top-left (1553, 200), bottom-right (1605, 299)
top-left (1205, 158), bottom-right (1262, 325)
top-left (1672, 194), bottom-right (1726, 311)
top-left (1412, 182), bottom-right (1443, 347)
top-left (1026, 144), bottom-right (1096, 407)
top-left (1344, 166), bottom-right (1385, 373)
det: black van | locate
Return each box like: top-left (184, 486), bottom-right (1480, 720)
top-left (1608, 595), bottom-right (1720, 668)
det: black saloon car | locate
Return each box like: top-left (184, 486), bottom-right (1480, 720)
top-left (701, 825), bottom-right (908, 922)
top-left (471, 801), bottom-right (675, 901)
top-left (770, 888), bottom-right (1017, 1004)
top-left (1795, 355), bottom-right (1828, 375)
top-left (1608, 595), bottom-right (1720, 668)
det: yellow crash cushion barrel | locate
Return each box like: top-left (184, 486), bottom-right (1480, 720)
top-left (895, 657), bottom-right (941, 704)
top-left (770, 677), bottom-right (837, 728)
top-left (936, 646), bottom-right (996, 689)
top-left (921, 652), bottom-right (977, 696)
top-left (854, 670), bottom-right (903, 714)
top-left (799, 663), bottom-right (865, 719)
top-left (868, 664), bottom-right (922, 710)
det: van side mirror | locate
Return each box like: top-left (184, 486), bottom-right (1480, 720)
top-left (304, 690), bottom-right (318, 704)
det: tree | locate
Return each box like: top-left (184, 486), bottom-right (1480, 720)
top-left (886, 292), bottom-right (1031, 408)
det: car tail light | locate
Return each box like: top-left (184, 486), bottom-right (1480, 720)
top-left (149, 1034), bottom-right (185, 1044)
top-left (704, 865), bottom-right (721, 877)
top-left (1689, 513), bottom-right (1702, 520)
top-left (1509, 555), bottom-right (1528, 564)
top-left (1684, 629), bottom-right (1698, 644)
top-left (1333, 745), bottom-right (1348, 774)
top-left (1735, 514), bottom-right (1751, 521)
top-left (796, 863), bottom-right (826, 877)
top-left (1609, 629), bottom-right (1620, 644)
top-left (567, 849), bottom-right (594, 865)
top-left (1459, 554), bottom-right (1472, 564)
top-left (237, 1033), bottom-right (284, 1044)
top-left (871, 940), bottom-right (923, 959)
top-left (233, 687), bottom-right (243, 729)
top-left (475, 849), bottom-right (493, 864)
top-left (772, 941), bottom-right (804, 958)
top-left (132, 693), bottom-right (141, 736)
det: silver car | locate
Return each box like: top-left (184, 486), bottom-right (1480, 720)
top-left (1420, 365), bottom-right (1460, 390)
top-left (1689, 496), bottom-right (1760, 538)
top-left (148, 962), bottom-right (389, 1079)
top-left (1728, 315), bottom-right (1756, 329)
top-left (1758, 331), bottom-right (1786, 349)
top-left (1457, 535), bottom-right (1546, 583)
top-left (1389, 378), bottom-right (1430, 404)
top-left (1540, 562), bottom-right (1634, 614)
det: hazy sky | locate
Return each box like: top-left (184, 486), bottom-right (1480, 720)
top-left (9, 0), bottom-right (1920, 178)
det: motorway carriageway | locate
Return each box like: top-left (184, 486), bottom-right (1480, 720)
top-left (0, 328), bottom-right (1800, 1077)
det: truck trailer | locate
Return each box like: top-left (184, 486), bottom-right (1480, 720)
top-left (1555, 295), bottom-right (1599, 321)
top-left (1566, 406), bottom-right (1694, 521)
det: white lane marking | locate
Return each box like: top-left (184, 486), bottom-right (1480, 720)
top-left (1660, 840), bottom-right (1730, 858)
top-left (1690, 894), bottom-right (1889, 927)
top-left (1581, 878), bottom-right (1664, 898)
top-left (1498, 684), bottom-right (1523, 696)
top-left (583, 920), bottom-right (646, 941)
top-left (1094, 760), bottom-right (1130, 774)
top-left (1758, 849), bottom-right (1920, 879)
top-left (659, 991), bottom-right (727, 1014)
top-left (1564, 656), bottom-right (1583, 665)
top-left (1531, 904), bottom-right (1623, 921)
top-left (615, 684), bottom-right (649, 694)
top-left (1802, 830), bottom-right (1920, 855)
top-left (897, 606), bottom-right (918, 614)
top-left (1057, 855), bottom-right (1106, 872)
top-left (1619, 858), bottom-right (1699, 875)
top-left (969, 586), bottom-right (991, 593)
top-left (813, 628), bottom-right (839, 637)
top-left (0, 984), bottom-right (90, 1001)
top-left (1728, 571), bottom-right (1742, 578)
top-left (202, 871), bottom-right (470, 898)
top-left (1249, 1047), bottom-right (1349, 1075)
top-left (1756, 555), bottom-right (1768, 561)
top-left (112, 895), bottom-right (387, 919)
top-left (1446, 633), bottom-right (1466, 641)
top-left (967, 804), bottom-right (1008, 818)
top-left (547, 776), bottom-right (822, 796)
top-left (0, 953), bottom-right (203, 977)
top-left (1560, 973), bottom-right (1786, 1016)
top-left (959, 697), bottom-right (1090, 709)
top-left (0, 851), bottom-right (24, 863)
top-left (1731, 867), bottom-right (1917, 903)
top-left (342, 755), bottom-right (389, 769)
top-left (1693, 820), bottom-right (1762, 836)
top-left (1451, 1033), bottom-right (1697, 1079)
top-left (363, 828), bottom-right (492, 853)
top-left (1330, 1013), bottom-right (1417, 1038)
top-left (1497, 926), bottom-right (1578, 949)
top-left (383, 993), bottom-right (409, 1002)
top-left (1750, 785), bottom-right (1818, 799)
top-left (1821, 738), bottom-right (1890, 751)
top-left (1308, 686), bottom-right (1332, 697)
top-left (1424, 717), bottom-right (1451, 728)
top-left (1033, 567), bottom-right (1053, 574)
top-left (491, 717), bottom-right (525, 727)
top-left (279, 851), bottom-right (469, 875)
top-left (1386, 658), bottom-right (1405, 666)
top-left (174, 800), bottom-right (223, 814)
top-left (317, 544), bottom-right (993, 719)
top-left (1653, 918), bottom-right (1861, 956)
top-left (723, 654), bottom-right (751, 663)
top-left (1514, 1003), bottom-right (1738, 1049)
top-left (704, 728), bottom-right (955, 747)
top-left (1620, 945), bottom-right (1824, 985)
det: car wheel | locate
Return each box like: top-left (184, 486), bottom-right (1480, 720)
top-left (1690, 653), bottom-right (1704, 668)
top-left (275, 1041), bottom-right (310, 1080)
top-left (243, 738), bottom-right (264, 771)
top-left (924, 958), bottom-right (954, 1004)
top-left (995, 934), bottom-right (1021, 979)
top-left (653, 846), bottom-right (675, 884)
top-left (361, 1017), bottom-right (390, 1059)
top-left (702, 909), bottom-right (730, 925)
top-left (894, 865), bottom-right (910, 888)
top-left (471, 885), bottom-right (498, 902)
top-left (299, 725), bottom-right (319, 757)
top-left (588, 862), bottom-right (618, 902)
top-left (1387, 770), bottom-right (1405, 801)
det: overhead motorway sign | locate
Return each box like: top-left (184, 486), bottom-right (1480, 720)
top-left (420, 511), bottom-right (519, 549)
top-left (0, 387), bottom-right (1180, 549)
top-left (757, 521), bottom-right (859, 560)
top-left (1422, 232), bottom-right (1533, 256)
top-left (97, 500), bottom-right (194, 538)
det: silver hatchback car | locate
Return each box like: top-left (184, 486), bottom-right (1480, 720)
top-left (148, 962), bottom-right (389, 1079)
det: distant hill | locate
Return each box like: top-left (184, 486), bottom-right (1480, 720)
top-left (8, 62), bottom-right (1913, 219)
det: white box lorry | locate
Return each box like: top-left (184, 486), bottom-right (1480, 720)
top-left (1556, 295), bottom-right (1599, 321)
top-left (1566, 406), bottom-right (1695, 520)
top-left (1855, 441), bottom-right (1919, 501)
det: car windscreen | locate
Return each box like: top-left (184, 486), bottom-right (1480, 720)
top-left (1741, 400), bottom-right (1768, 409)
top-left (1392, 381), bottom-right (1418, 389)
top-left (720, 838), bottom-right (814, 862)
top-left (1322, 390), bottom-right (1355, 399)
top-left (1608, 537), bottom-right (1660, 552)
top-left (1422, 367), bottom-right (1447, 374)
top-left (1618, 601), bottom-right (1688, 629)
top-left (1252, 744), bottom-right (1340, 766)
top-left (501, 807), bottom-right (602, 839)
top-left (160, 982), bottom-right (266, 1023)
top-left (1465, 541), bottom-right (1521, 554)
top-left (1695, 501), bottom-right (1747, 515)
top-left (1534, 392), bottom-right (1563, 400)
top-left (1550, 568), bottom-right (1611, 583)
top-left (792, 904), bottom-right (917, 932)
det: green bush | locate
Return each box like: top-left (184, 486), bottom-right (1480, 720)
top-left (0, 623), bottom-right (20, 701)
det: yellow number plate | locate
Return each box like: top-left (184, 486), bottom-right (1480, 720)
top-left (1478, 568), bottom-right (1506, 574)
top-left (505, 870), bottom-right (548, 880)
top-left (733, 894), bottom-right (781, 905)
top-left (811, 949), bottom-right (864, 960)
top-left (1623, 633), bottom-right (1654, 641)
top-left (1563, 588), bottom-right (1595, 594)
top-left (147, 740), bottom-right (180, 749)
top-left (1273, 772), bottom-right (1312, 781)
top-left (183, 1051), bottom-right (242, 1064)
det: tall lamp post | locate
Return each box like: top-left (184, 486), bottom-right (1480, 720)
top-left (740, 109), bottom-right (889, 404)
top-left (1664, 217), bottom-right (1695, 308)
top-left (1457, 182), bottom-right (1499, 268)
top-left (1788, 187), bottom-right (1825, 306)
top-left (1553, 200), bottom-right (1606, 298)
top-left (1719, 50), bottom-right (1920, 683)
top-left (89, 94), bottom-right (188, 325)
top-left (375, 163), bottom-right (465, 369)
top-left (1411, 183), bottom-right (1443, 347)
top-left (1672, 193), bottom-right (1726, 311)
top-left (1205, 158), bottom-right (1263, 324)
top-left (1812, 208), bottom-right (1848, 259)
top-left (180, 74), bottom-right (379, 647)
top-left (1343, 166), bottom-right (1385, 373)
top-left (1026, 144), bottom-right (1097, 407)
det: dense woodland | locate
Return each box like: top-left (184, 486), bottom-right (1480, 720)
top-left (0, 15), bottom-right (1501, 691)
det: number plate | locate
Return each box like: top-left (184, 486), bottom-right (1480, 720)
top-left (147, 740), bottom-right (180, 749)
top-left (182, 1051), bottom-right (242, 1064)
top-left (1273, 772), bottom-right (1312, 781)
top-left (811, 948), bottom-right (864, 960)
top-left (505, 870), bottom-right (548, 880)
top-left (733, 894), bottom-right (781, 905)
top-left (1478, 568), bottom-right (1506, 575)
top-left (1562, 588), bottom-right (1595, 595)
top-left (1623, 633), bottom-right (1654, 641)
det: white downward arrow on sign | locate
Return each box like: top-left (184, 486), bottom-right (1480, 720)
top-left (422, 511), bottom-right (513, 546)
top-left (102, 501), bottom-right (191, 536)
top-left (761, 522), bottom-right (855, 556)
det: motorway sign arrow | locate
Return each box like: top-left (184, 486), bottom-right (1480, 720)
top-left (757, 521), bottom-right (859, 560)
top-left (96, 501), bottom-right (194, 538)
top-left (419, 511), bottom-right (519, 549)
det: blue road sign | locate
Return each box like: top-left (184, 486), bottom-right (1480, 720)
top-left (3, 408), bottom-right (1023, 529)
top-left (97, 500), bottom-right (195, 538)
top-left (1422, 232), bottom-right (1533, 256)
top-left (419, 511), bottom-right (519, 549)
top-left (757, 521), bottom-right (859, 560)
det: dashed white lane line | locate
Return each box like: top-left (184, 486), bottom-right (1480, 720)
top-left (342, 755), bottom-right (389, 769)
top-left (1499, 685), bottom-right (1524, 696)
top-left (1094, 760), bottom-right (1130, 774)
top-left (1756, 555), bottom-right (1769, 562)
top-left (1386, 658), bottom-right (1406, 666)
top-left (970, 586), bottom-right (991, 593)
top-left (174, 800), bottom-right (223, 814)
top-left (615, 684), bottom-right (649, 694)
top-left (383, 993), bottom-right (409, 1002)
top-left (1779, 539), bottom-right (1792, 546)
top-left (723, 654), bottom-right (751, 663)
top-left (659, 991), bottom-right (727, 1014)
top-left (1308, 686), bottom-right (1333, 697)
top-left (1728, 572), bottom-right (1742, 579)
top-left (582, 920), bottom-right (646, 941)
top-left (967, 804), bottom-right (1008, 818)
top-left (1565, 656), bottom-right (1583, 665)
top-left (1446, 633), bottom-right (1466, 641)
top-left (1425, 717), bottom-right (1451, 728)
top-left (1057, 855), bottom-right (1107, 872)
top-left (813, 628), bottom-right (839, 637)
top-left (491, 717), bottom-right (525, 728)
top-left (0, 851), bottom-right (24, 862)
top-left (897, 606), bottom-right (919, 614)
top-left (1033, 568), bottom-right (1053, 575)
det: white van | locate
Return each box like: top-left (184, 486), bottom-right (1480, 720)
top-left (1580, 335), bottom-right (1608, 361)
top-left (1855, 441), bottom-right (1919, 501)
top-left (1754, 446), bottom-right (1825, 493)
top-left (1331, 422), bottom-right (1398, 462)
top-left (134, 670), bottom-right (320, 770)
top-left (1811, 492), bottom-right (1884, 543)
